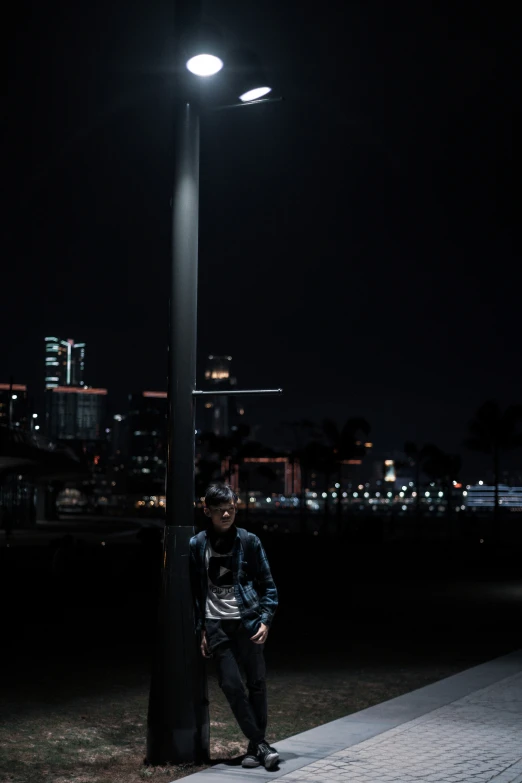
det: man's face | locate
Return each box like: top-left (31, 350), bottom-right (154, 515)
top-left (205, 502), bottom-right (237, 533)
top-left (205, 502), bottom-right (236, 533)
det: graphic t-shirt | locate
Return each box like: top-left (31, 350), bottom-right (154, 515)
top-left (205, 541), bottom-right (241, 619)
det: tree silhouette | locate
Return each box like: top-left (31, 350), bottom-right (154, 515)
top-left (403, 442), bottom-right (434, 521)
top-left (323, 417), bottom-right (371, 526)
top-left (301, 439), bottom-right (336, 518)
top-left (464, 401), bottom-right (522, 518)
top-left (283, 420), bottom-right (321, 531)
top-left (422, 445), bottom-right (462, 528)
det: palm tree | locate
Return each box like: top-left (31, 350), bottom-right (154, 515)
top-left (282, 420), bottom-right (321, 531)
top-left (422, 445), bottom-right (462, 532)
top-left (464, 401), bottom-right (522, 518)
top-left (306, 439), bottom-right (337, 518)
top-left (323, 417), bottom-right (371, 528)
top-left (403, 442), bottom-right (434, 522)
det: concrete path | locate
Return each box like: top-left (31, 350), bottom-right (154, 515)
top-left (178, 649), bottom-right (522, 783)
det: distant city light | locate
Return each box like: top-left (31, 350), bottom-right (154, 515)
top-left (34, 425), bottom-right (40, 430)
top-left (402, 505), bottom-right (407, 511)
top-left (463, 491), bottom-right (467, 496)
top-left (353, 492), bottom-right (358, 498)
top-left (425, 491), bottom-right (430, 497)
top-left (266, 498), bottom-right (271, 503)
top-left (438, 491), bottom-right (444, 497)
top-left (478, 480), bottom-right (484, 486)
top-left (332, 492), bottom-right (337, 498)
top-left (402, 486), bottom-right (407, 491)
top-left (335, 483), bottom-right (340, 489)
top-left (322, 492), bottom-right (327, 498)
top-left (358, 484), bottom-right (364, 490)
top-left (412, 492), bottom-right (417, 497)
top-left (32, 413), bottom-right (38, 418)
top-left (399, 492), bottom-right (404, 498)
top-left (12, 394), bottom-right (17, 400)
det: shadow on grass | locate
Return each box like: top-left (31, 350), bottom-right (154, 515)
top-left (210, 755), bottom-right (244, 766)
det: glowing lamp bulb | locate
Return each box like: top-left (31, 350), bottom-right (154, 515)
top-left (239, 86), bottom-right (271, 102)
top-left (186, 54), bottom-right (223, 76)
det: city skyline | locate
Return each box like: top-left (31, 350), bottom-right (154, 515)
top-left (1, 348), bottom-right (520, 485)
top-left (4, 0), bottom-right (519, 470)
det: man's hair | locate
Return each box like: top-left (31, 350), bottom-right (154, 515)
top-left (205, 482), bottom-right (238, 507)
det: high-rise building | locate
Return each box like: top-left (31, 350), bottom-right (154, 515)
top-left (0, 383), bottom-right (28, 430)
top-left (46, 386), bottom-right (106, 440)
top-left (201, 355), bottom-right (244, 437)
top-left (126, 391), bottom-right (168, 490)
top-left (44, 337), bottom-right (86, 390)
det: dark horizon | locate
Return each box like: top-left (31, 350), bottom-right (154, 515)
top-left (5, 1), bottom-right (519, 475)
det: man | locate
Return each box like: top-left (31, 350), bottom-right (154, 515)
top-left (189, 482), bottom-right (279, 770)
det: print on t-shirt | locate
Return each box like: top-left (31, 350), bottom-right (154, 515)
top-left (205, 543), bottom-right (240, 618)
top-left (208, 554), bottom-right (234, 597)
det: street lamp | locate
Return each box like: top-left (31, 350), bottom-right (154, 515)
top-left (146, 1), bottom-right (279, 768)
top-left (230, 48), bottom-right (272, 103)
top-left (184, 24), bottom-right (224, 76)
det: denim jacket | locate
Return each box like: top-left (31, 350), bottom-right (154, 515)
top-left (189, 527), bottom-right (278, 636)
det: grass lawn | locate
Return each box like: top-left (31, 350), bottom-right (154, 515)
top-left (0, 650), bottom-right (464, 783)
top-left (2, 537), bottom-right (520, 783)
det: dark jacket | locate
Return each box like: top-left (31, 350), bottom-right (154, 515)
top-left (189, 526), bottom-right (278, 636)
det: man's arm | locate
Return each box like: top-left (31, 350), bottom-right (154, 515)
top-left (253, 536), bottom-right (278, 627)
top-left (189, 538), bottom-right (205, 632)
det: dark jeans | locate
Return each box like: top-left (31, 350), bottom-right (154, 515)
top-left (206, 619), bottom-right (267, 743)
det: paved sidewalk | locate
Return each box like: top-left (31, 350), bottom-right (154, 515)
top-left (178, 649), bottom-right (522, 783)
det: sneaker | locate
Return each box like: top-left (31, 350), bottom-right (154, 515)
top-left (242, 739), bottom-right (261, 768)
top-left (257, 741), bottom-right (280, 770)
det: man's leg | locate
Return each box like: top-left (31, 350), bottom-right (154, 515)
top-left (236, 627), bottom-right (268, 740)
top-left (213, 641), bottom-right (264, 743)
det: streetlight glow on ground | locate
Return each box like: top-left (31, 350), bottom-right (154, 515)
top-left (186, 54), bottom-right (223, 76)
top-left (239, 86), bottom-right (271, 102)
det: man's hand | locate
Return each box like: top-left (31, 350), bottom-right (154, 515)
top-left (250, 623), bottom-right (269, 645)
top-left (200, 630), bottom-right (212, 658)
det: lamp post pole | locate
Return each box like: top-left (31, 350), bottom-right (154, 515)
top-left (146, 0), bottom-right (284, 764)
top-left (146, 0), bottom-right (209, 764)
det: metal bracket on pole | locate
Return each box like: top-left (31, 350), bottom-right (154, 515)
top-left (208, 96), bottom-right (284, 112)
top-left (193, 388), bottom-right (283, 397)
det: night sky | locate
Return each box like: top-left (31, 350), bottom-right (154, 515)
top-left (5, 1), bottom-right (519, 469)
